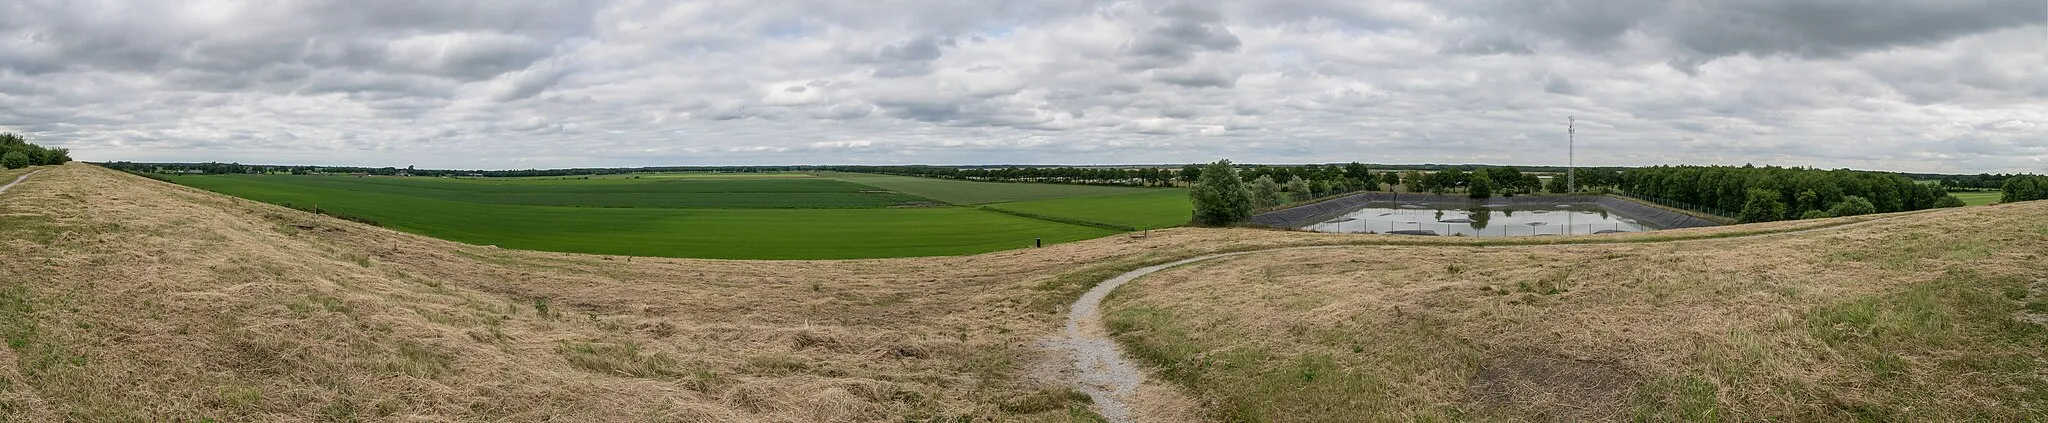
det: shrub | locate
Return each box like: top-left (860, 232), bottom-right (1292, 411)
top-left (0, 151), bottom-right (26, 169)
top-left (1828, 196), bottom-right (1877, 217)
top-left (1739, 188), bottom-right (1787, 223)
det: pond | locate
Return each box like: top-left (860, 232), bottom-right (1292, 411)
top-left (1301, 201), bottom-right (1661, 237)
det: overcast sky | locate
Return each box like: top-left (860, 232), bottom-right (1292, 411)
top-left (2, 1), bottom-right (2043, 172)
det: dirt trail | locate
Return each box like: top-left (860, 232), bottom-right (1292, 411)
top-left (0, 170), bottom-right (38, 194)
top-left (1048, 212), bottom-right (1910, 422)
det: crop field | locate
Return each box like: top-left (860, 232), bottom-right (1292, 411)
top-left (984, 189), bottom-right (1192, 230)
top-left (174, 174), bottom-right (929, 209)
top-left (1952, 191), bottom-right (2001, 206)
top-left (819, 171), bottom-right (1161, 204)
top-left (5, 164), bottom-right (2044, 422)
top-left (164, 171), bottom-right (1179, 259)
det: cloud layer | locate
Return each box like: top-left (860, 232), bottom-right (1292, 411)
top-left (2, 0), bottom-right (2043, 172)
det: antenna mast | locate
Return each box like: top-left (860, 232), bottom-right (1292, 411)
top-left (1568, 115), bottom-right (1576, 193)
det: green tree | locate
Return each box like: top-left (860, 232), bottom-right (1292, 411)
top-left (1381, 172), bottom-right (1402, 191)
top-left (2004, 177), bottom-right (2044, 203)
top-left (1178, 164), bottom-right (1202, 184)
top-left (1827, 196), bottom-right (1877, 217)
top-left (1249, 176), bottom-right (1286, 208)
top-left (1189, 160), bottom-right (1255, 226)
top-left (1739, 188), bottom-right (1788, 223)
top-left (0, 151), bottom-right (27, 169)
top-left (1468, 171), bottom-right (1494, 199)
top-left (1341, 162), bottom-right (1372, 181)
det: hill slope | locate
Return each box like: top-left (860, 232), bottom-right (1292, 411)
top-left (2, 163), bottom-right (2041, 421)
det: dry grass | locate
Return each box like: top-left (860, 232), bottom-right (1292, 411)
top-left (3, 163), bottom-right (2026, 421)
top-left (1105, 199), bottom-right (2048, 421)
top-left (0, 164), bottom-right (1181, 421)
top-left (0, 164), bottom-right (1489, 421)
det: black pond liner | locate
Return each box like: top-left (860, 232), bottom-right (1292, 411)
top-left (1249, 193), bottom-right (1723, 230)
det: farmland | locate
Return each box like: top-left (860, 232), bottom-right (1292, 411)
top-left (163, 171), bottom-right (1183, 259)
top-left (1952, 191), bottom-right (2001, 206)
top-left (984, 189), bottom-right (1193, 230)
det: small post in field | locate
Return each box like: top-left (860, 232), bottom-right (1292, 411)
top-left (1035, 238), bottom-right (1042, 248)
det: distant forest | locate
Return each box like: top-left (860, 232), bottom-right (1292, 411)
top-left (92, 161), bottom-right (2036, 217)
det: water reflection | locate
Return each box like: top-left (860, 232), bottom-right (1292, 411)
top-left (1303, 201), bottom-right (1659, 237)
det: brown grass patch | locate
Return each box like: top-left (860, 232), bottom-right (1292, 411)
top-left (1106, 199), bottom-right (2048, 421)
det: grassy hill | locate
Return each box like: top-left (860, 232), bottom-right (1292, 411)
top-left (1104, 203), bottom-right (2048, 420)
top-left (2, 163), bottom-right (2042, 421)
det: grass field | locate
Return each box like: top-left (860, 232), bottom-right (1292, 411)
top-left (4, 164), bottom-right (2044, 421)
top-left (1953, 191), bottom-right (2001, 206)
top-left (175, 174), bottom-right (931, 209)
top-left (167, 174), bottom-right (1115, 259)
top-left (1104, 206), bottom-right (2048, 421)
top-left (985, 189), bottom-right (1192, 230)
top-left (162, 171), bottom-right (1185, 259)
top-left (819, 171), bottom-right (1162, 204)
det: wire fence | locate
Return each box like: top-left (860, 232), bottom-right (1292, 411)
top-left (1614, 192), bottom-right (1733, 219)
top-left (1304, 219), bottom-right (1650, 237)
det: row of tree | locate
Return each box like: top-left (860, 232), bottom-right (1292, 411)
top-left (1930, 173), bottom-right (2036, 190)
top-left (2004, 176), bottom-right (2048, 203)
top-left (1, 133), bottom-right (71, 169)
top-left (1621, 165), bottom-right (1964, 223)
top-left (90, 162), bottom-right (821, 177)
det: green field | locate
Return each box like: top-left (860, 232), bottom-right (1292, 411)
top-left (181, 174), bottom-right (928, 209)
top-left (985, 189), bottom-right (1192, 230)
top-left (165, 172), bottom-right (1184, 259)
top-left (1952, 191), bottom-right (2001, 206)
top-left (820, 171), bottom-right (1159, 204)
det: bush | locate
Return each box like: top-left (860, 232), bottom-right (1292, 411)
top-left (1739, 188), bottom-right (1788, 223)
top-left (0, 132), bottom-right (69, 168)
top-left (1190, 160), bottom-right (1255, 226)
top-left (1828, 196), bottom-right (1877, 217)
top-left (0, 151), bottom-right (26, 169)
top-left (2005, 177), bottom-right (2047, 203)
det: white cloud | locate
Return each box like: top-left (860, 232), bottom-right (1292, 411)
top-left (0, 0), bottom-right (2041, 173)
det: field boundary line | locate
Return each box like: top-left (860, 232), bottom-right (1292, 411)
top-left (978, 205), bottom-right (1139, 232)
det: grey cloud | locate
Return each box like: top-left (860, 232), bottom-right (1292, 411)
top-left (1543, 76), bottom-right (1581, 96)
top-left (1440, 35), bottom-right (1533, 56)
top-left (1119, 5), bottom-right (1241, 70)
top-left (0, 0), bottom-right (2040, 173)
top-left (1152, 67), bottom-right (1239, 88)
top-left (858, 34), bottom-right (955, 78)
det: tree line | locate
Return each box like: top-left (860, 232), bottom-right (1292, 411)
top-left (91, 162), bottom-right (812, 177)
top-left (1619, 165), bottom-right (1963, 223)
top-left (1, 133), bottom-right (71, 169)
top-left (2004, 175), bottom-right (2048, 203)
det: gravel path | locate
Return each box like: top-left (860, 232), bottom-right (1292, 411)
top-left (0, 170), bottom-right (39, 194)
top-left (1046, 247), bottom-right (1342, 422)
top-left (1046, 212), bottom-right (1911, 421)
